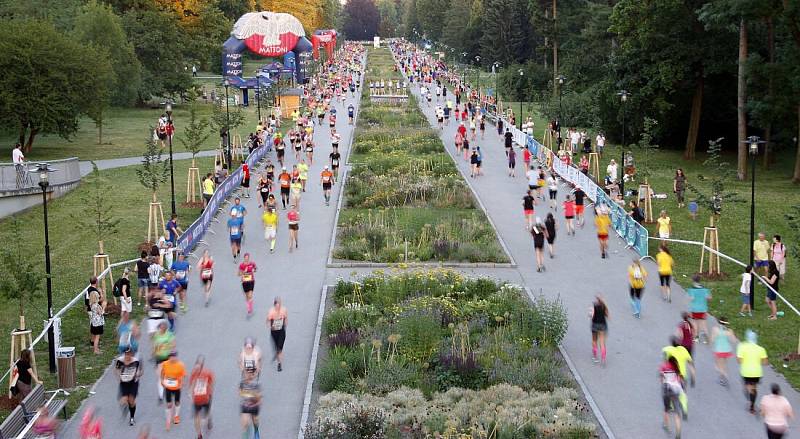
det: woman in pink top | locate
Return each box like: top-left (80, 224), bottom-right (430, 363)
top-left (772, 235), bottom-right (786, 279)
top-left (267, 297), bottom-right (288, 372)
top-left (563, 194), bottom-right (576, 236)
top-left (761, 383), bottom-right (793, 438)
top-left (287, 207), bottom-right (300, 252)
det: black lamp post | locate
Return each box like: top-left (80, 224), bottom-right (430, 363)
top-left (617, 90), bottom-right (630, 199)
top-left (255, 83), bottom-right (261, 123)
top-left (37, 163), bottom-right (56, 374)
top-left (461, 52), bottom-right (467, 84)
top-left (223, 79), bottom-right (232, 166)
top-left (474, 56), bottom-right (481, 92)
top-left (492, 62), bottom-right (501, 104)
top-left (165, 101), bottom-right (176, 216)
top-left (745, 135), bottom-right (765, 310)
top-left (518, 68), bottom-right (524, 129)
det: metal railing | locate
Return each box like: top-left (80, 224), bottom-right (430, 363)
top-left (0, 158), bottom-right (81, 191)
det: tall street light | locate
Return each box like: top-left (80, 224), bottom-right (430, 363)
top-left (518, 68), bottom-right (524, 129)
top-left (165, 101), bottom-right (176, 216)
top-left (745, 135), bottom-right (765, 310)
top-left (474, 56), bottom-right (481, 92)
top-left (37, 163), bottom-right (56, 373)
top-left (255, 82), bottom-right (262, 123)
top-left (556, 75), bottom-right (565, 130)
top-left (461, 52), bottom-right (467, 84)
top-left (492, 62), bottom-right (501, 104)
top-left (617, 90), bottom-right (630, 199)
top-left (223, 79), bottom-right (232, 166)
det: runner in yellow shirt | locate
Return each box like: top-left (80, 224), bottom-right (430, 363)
top-left (656, 245), bottom-right (674, 302)
top-left (202, 174), bottom-right (215, 209)
top-left (628, 259), bottom-right (648, 318)
top-left (663, 337), bottom-right (694, 415)
top-left (262, 208), bottom-right (278, 254)
top-left (594, 205), bottom-right (612, 258)
top-left (297, 160), bottom-right (309, 192)
top-left (737, 330), bottom-right (768, 413)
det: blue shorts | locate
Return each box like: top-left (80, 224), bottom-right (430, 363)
top-left (755, 260), bottom-right (769, 268)
top-left (178, 281), bottom-right (188, 290)
top-left (741, 293), bottom-right (750, 304)
top-left (137, 278), bottom-right (148, 288)
top-left (230, 237), bottom-right (241, 245)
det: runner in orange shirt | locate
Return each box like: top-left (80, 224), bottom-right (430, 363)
top-left (320, 166), bottom-right (335, 206)
top-left (158, 351), bottom-right (186, 431)
top-left (278, 167), bottom-right (291, 209)
top-left (190, 355), bottom-right (214, 439)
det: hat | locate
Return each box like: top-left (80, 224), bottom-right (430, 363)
top-left (324, 165), bottom-right (329, 169)
top-left (745, 330), bottom-right (757, 344)
top-left (282, 166), bottom-right (287, 170)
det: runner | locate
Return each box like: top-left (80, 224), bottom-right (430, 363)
top-left (544, 212), bottom-right (557, 258)
top-left (289, 177), bottom-right (303, 209)
top-left (197, 249), bottom-right (214, 306)
top-left (563, 194), bottom-right (576, 236)
top-left (547, 173), bottom-right (558, 210)
top-left (228, 211), bottom-right (244, 260)
top-left (522, 190), bottom-right (535, 230)
top-left (321, 165), bottom-right (335, 206)
top-left (687, 275), bottom-right (712, 343)
top-left (278, 167), bottom-right (291, 209)
top-left (590, 295), bottom-right (609, 365)
top-left (151, 322), bottom-right (175, 402)
top-left (287, 206), bottom-right (300, 252)
top-left (257, 172), bottom-right (271, 209)
top-left (737, 329), bottom-right (768, 414)
top-left (657, 245), bottom-right (674, 302)
top-left (662, 336), bottom-right (694, 417)
top-left (536, 168), bottom-right (546, 200)
top-left (297, 159), bottom-right (309, 192)
top-left (239, 374), bottom-right (262, 439)
top-left (348, 103), bottom-right (355, 124)
top-left (190, 355), bottom-right (214, 439)
top-left (239, 337), bottom-right (263, 379)
top-left (157, 271), bottom-right (180, 331)
top-left (262, 207), bottom-right (278, 254)
top-left (275, 135), bottom-right (286, 166)
top-left (146, 290), bottom-right (171, 336)
top-left (595, 205), bottom-right (611, 258)
top-left (659, 355), bottom-right (684, 438)
top-left (241, 161), bottom-right (250, 198)
top-left (507, 145), bottom-right (516, 177)
top-left (238, 253), bottom-right (257, 318)
top-left (171, 253), bottom-right (191, 313)
top-left (628, 258), bottom-right (647, 318)
top-left (329, 146), bottom-right (341, 179)
top-left (158, 351), bottom-right (186, 431)
top-left (268, 297), bottom-right (288, 372)
top-left (761, 384), bottom-right (794, 439)
top-left (711, 316), bottom-right (737, 386)
top-left (574, 186), bottom-right (587, 227)
top-left (531, 218), bottom-right (547, 273)
top-left (116, 347), bottom-right (143, 426)
top-left (265, 193), bottom-right (277, 211)
top-left (522, 145), bottom-right (532, 171)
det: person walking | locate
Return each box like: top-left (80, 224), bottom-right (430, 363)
top-left (12, 349), bottom-right (41, 399)
top-left (228, 211), bottom-right (244, 260)
top-left (673, 169), bottom-right (687, 208)
top-left (135, 251), bottom-right (150, 307)
top-left (753, 233), bottom-right (771, 276)
top-left (574, 186), bottom-right (587, 227)
top-left (522, 190), bottom-right (536, 230)
top-left (737, 330), bottom-right (768, 414)
top-left (268, 297), bottom-right (288, 372)
top-left (507, 146), bottom-right (516, 177)
top-left (765, 260), bottom-right (780, 320)
top-left (771, 235), bottom-right (786, 279)
top-left (628, 259), bottom-right (647, 318)
top-left (657, 210), bottom-right (672, 239)
top-left (711, 317), bottom-right (737, 386)
top-left (590, 296), bottom-right (608, 365)
top-left (531, 218), bottom-right (548, 273)
top-left (676, 312), bottom-right (694, 358)
top-left (547, 173), bottom-right (558, 210)
top-left (197, 250), bottom-right (214, 306)
top-left (544, 213), bottom-right (557, 258)
top-left (595, 205), bottom-right (611, 259)
top-left (159, 351), bottom-right (186, 431)
top-left (171, 253), bottom-right (191, 313)
top-left (657, 245), bottom-right (674, 302)
top-left (321, 166), bottom-right (335, 205)
top-left (89, 290), bottom-right (105, 354)
top-left (761, 383), bottom-right (794, 439)
top-left (740, 265), bottom-right (753, 317)
top-left (687, 275), bottom-right (712, 343)
top-left (116, 267), bottom-right (133, 316)
top-left (190, 355), bottom-right (214, 439)
top-left (238, 253), bottom-right (257, 318)
top-left (239, 374), bottom-right (262, 439)
top-left (116, 347), bottom-right (143, 426)
top-left (262, 208), bottom-right (278, 254)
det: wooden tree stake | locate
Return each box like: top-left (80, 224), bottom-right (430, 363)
top-left (8, 320), bottom-right (34, 397)
top-left (186, 161), bottom-right (201, 203)
top-left (588, 152), bottom-right (601, 182)
top-left (93, 240), bottom-right (114, 305)
top-left (638, 183), bottom-right (654, 223)
top-left (699, 221), bottom-right (721, 275)
top-left (147, 193), bottom-right (166, 244)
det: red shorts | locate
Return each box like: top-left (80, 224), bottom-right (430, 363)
top-left (691, 312), bottom-right (706, 320)
top-left (597, 233), bottom-right (608, 241)
top-left (714, 351), bottom-right (733, 359)
top-left (576, 205), bottom-right (585, 214)
top-left (524, 209), bottom-right (534, 216)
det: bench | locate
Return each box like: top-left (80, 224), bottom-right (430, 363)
top-left (19, 384), bottom-right (68, 423)
top-left (0, 405), bottom-right (25, 439)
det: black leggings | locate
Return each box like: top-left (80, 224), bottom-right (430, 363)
top-left (766, 426), bottom-right (785, 439)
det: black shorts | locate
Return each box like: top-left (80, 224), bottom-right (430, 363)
top-left (281, 187), bottom-right (290, 195)
top-left (242, 177), bottom-right (250, 188)
top-left (90, 325), bottom-right (104, 336)
top-left (546, 234), bottom-right (555, 245)
top-left (241, 405), bottom-right (260, 415)
top-left (194, 401), bottom-right (211, 415)
top-left (662, 388), bottom-right (680, 412)
top-left (230, 237), bottom-right (241, 245)
top-left (322, 183), bottom-right (332, 190)
top-left (277, 149), bottom-right (285, 157)
top-left (119, 381), bottom-right (139, 398)
top-left (242, 281), bottom-right (255, 293)
top-left (629, 287), bottom-right (643, 299)
top-left (289, 223), bottom-right (299, 231)
top-left (165, 388), bottom-right (181, 404)
top-left (202, 276), bottom-right (213, 284)
top-left (271, 328), bottom-right (286, 351)
top-left (549, 190), bottom-right (557, 200)
top-left (743, 376), bottom-right (761, 385)
top-left (659, 275), bottom-right (671, 286)
top-left (591, 322), bottom-right (607, 334)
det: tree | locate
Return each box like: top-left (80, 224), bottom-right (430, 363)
top-left (137, 135), bottom-right (170, 197)
top-left (686, 138), bottom-right (742, 223)
top-left (0, 219), bottom-right (42, 331)
top-left (414, 0), bottom-right (449, 40)
top-left (636, 117), bottom-right (661, 183)
top-left (180, 90), bottom-right (211, 162)
top-left (0, 20), bottom-right (113, 152)
top-left (376, 0), bottom-right (400, 36)
top-left (342, 0), bottom-right (380, 40)
top-left (209, 91), bottom-right (247, 143)
top-left (71, 162), bottom-right (120, 251)
top-left (181, 3), bottom-right (232, 71)
top-left (480, 0), bottom-right (533, 66)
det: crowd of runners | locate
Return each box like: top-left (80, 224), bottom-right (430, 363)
top-left (392, 40), bottom-right (794, 439)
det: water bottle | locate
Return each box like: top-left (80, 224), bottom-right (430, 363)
top-left (777, 311), bottom-right (785, 317)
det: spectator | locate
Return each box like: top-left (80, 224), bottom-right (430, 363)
top-left (628, 200), bottom-right (645, 223)
top-left (89, 290), bottom-right (105, 354)
top-left (202, 173), bottom-right (215, 209)
top-left (753, 233), bottom-right (771, 276)
top-left (673, 169), bottom-right (687, 208)
top-left (606, 159), bottom-right (618, 184)
top-left (596, 132), bottom-right (606, 156)
top-left (12, 349), bottom-right (41, 399)
top-left (657, 210), bottom-right (672, 239)
top-left (166, 214), bottom-right (182, 246)
top-left (12, 143), bottom-right (25, 188)
top-left (765, 261), bottom-right (780, 320)
top-left (771, 235), bottom-right (786, 279)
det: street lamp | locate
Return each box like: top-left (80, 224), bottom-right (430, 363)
top-left (223, 79), bottom-right (232, 166)
top-left (492, 62), bottom-right (501, 103)
top-left (37, 163), bottom-right (56, 374)
top-left (255, 83), bottom-right (261, 123)
top-left (617, 90), bottom-right (630, 199)
top-left (461, 52), bottom-right (468, 84)
top-left (474, 56), bottom-right (481, 92)
top-left (556, 75), bottom-right (565, 129)
top-left (165, 101), bottom-right (176, 216)
top-left (745, 135), bottom-right (765, 310)
top-left (518, 68), bottom-right (524, 129)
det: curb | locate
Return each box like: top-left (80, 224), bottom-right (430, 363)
top-left (297, 284), bottom-right (330, 439)
top-left (522, 287), bottom-right (616, 439)
top-left (327, 261), bottom-right (517, 269)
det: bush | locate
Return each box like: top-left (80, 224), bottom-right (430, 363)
top-left (395, 311), bottom-right (442, 363)
top-left (487, 343), bottom-right (571, 392)
top-left (323, 304), bottom-right (379, 336)
top-left (515, 294), bottom-right (569, 347)
top-left (329, 329), bottom-right (360, 349)
top-left (317, 347), bottom-right (361, 393)
top-left (435, 350), bottom-right (486, 390)
top-left (363, 360), bottom-right (421, 396)
top-left (304, 402), bottom-right (387, 439)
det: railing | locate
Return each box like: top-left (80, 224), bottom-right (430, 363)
top-left (0, 158), bottom-right (81, 191)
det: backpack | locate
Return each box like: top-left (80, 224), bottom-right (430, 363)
top-left (112, 278), bottom-right (124, 297)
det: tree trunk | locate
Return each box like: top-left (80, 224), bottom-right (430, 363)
top-left (17, 125), bottom-right (26, 148)
top-left (684, 74), bottom-right (704, 160)
top-left (23, 128), bottom-right (38, 154)
top-left (97, 118), bottom-right (103, 145)
top-left (736, 18), bottom-right (748, 180)
top-left (793, 105), bottom-right (800, 183)
top-left (552, 0), bottom-right (558, 96)
top-left (763, 15), bottom-right (775, 169)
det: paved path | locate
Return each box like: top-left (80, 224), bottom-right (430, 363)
top-left (401, 68), bottom-right (800, 437)
top-left (62, 80), bottom-right (363, 438)
top-left (79, 150), bottom-right (217, 176)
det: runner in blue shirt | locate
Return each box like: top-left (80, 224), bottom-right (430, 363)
top-left (347, 104), bottom-right (354, 125)
top-left (230, 197), bottom-right (247, 222)
top-left (686, 275), bottom-right (712, 344)
top-left (170, 253), bottom-right (191, 313)
top-left (228, 211), bottom-right (244, 260)
top-left (157, 271), bottom-right (180, 330)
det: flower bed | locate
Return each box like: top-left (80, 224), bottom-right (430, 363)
top-left (306, 269), bottom-right (596, 438)
top-left (334, 47), bottom-right (507, 263)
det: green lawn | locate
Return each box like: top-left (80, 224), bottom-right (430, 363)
top-left (0, 156), bottom-right (214, 416)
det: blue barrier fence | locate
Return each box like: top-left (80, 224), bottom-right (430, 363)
top-left (176, 140), bottom-right (272, 254)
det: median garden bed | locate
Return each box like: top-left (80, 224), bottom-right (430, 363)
top-left (333, 47), bottom-right (508, 264)
top-left (305, 269), bottom-right (596, 438)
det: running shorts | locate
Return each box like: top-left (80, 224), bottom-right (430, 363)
top-left (524, 209), bottom-right (534, 216)
top-left (576, 205), bottom-right (585, 215)
top-left (271, 328), bottom-right (286, 351)
top-left (165, 388), bottom-right (181, 404)
top-left (659, 275), bottom-right (671, 286)
top-left (194, 402), bottom-right (211, 415)
top-left (322, 183), bottom-right (332, 190)
top-left (119, 381), bottom-right (139, 398)
top-left (264, 226), bottom-right (276, 240)
top-left (549, 190), bottom-right (557, 200)
top-left (597, 233), bottom-right (608, 241)
top-left (690, 312), bottom-right (706, 320)
top-left (288, 223), bottom-right (299, 231)
top-left (242, 281), bottom-right (255, 293)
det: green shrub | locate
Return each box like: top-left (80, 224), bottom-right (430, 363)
top-left (323, 304), bottom-right (379, 336)
top-left (363, 360), bottom-right (421, 396)
top-left (395, 311), bottom-right (442, 363)
top-left (304, 402), bottom-right (387, 439)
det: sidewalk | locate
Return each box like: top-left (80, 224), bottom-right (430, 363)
top-left (61, 88), bottom-right (363, 438)
top-left (405, 76), bottom-right (800, 437)
top-left (79, 150), bottom-right (217, 176)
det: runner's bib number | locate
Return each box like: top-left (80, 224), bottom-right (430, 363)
top-left (201, 268), bottom-right (213, 280)
top-left (175, 270), bottom-right (186, 280)
top-left (193, 378), bottom-right (208, 396)
top-left (272, 318), bottom-right (284, 331)
top-left (163, 377), bottom-right (178, 388)
top-left (242, 273), bottom-right (253, 282)
top-left (230, 226), bottom-right (240, 236)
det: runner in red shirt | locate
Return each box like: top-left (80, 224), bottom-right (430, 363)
top-left (241, 163), bottom-right (250, 198)
top-left (523, 147), bottom-right (532, 171)
top-left (190, 355), bottom-right (214, 439)
top-left (563, 194), bottom-right (576, 235)
top-left (238, 254), bottom-right (257, 317)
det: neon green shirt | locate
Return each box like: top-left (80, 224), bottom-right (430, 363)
top-left (737, 342), bottom-right (767, 378)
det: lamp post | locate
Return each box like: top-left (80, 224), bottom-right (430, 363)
top-left (255, 83), bottom-right (261, 123)
top-left (165, 101), bottom-right (176, 216)
top-left (617, 90), bottom-right (630, 199)
top-left (492, 62), bottom-right (501, 103)
top-left (474, 56), bottom-right (481, 93)
top-left (745, 135), bottom-right (765, 310)
top-left (556, 75), bottom-right (565, 128)
top-left (461, 52), bottom-right (467, 84)
top-left (223, 79), bottom-right (232, 166)
top-left (518, 69), bottom-right (524, 129)
top-left (37, 164), bottom-right (56, 374)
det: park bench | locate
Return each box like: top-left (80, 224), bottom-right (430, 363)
top-left (20, 384), bottom-right (68, 423)
top-left (0, 405), bottom-right (25, 439)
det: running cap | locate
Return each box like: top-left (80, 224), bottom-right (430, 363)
top-left (282, 166), bottom-right (287, 170)
top-left (244, 337), bottom-right (255, 348)
top-left (324, 165), bottom-right (329, 169)
top-left (745, 330), bottom-right (757, 344)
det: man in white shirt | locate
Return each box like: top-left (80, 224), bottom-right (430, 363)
top-left (570, 129), bottom-right (581, 154)
top-left (12, 143), bottom-right (25, 188)
top-left (596, 133), bottom-right (606, 155)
